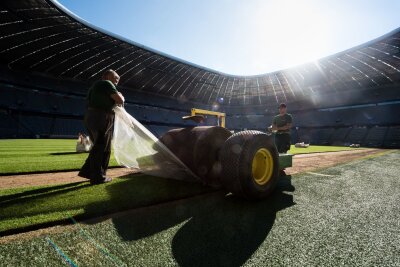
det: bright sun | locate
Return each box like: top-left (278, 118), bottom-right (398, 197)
top-left (250, 0), bottom-right (332, 71)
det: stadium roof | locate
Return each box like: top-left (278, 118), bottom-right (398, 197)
top-left (0, 0), bottom-right (399, 106)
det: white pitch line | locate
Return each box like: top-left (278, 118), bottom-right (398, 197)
top-left (306, 172), bottom-right (336, 177)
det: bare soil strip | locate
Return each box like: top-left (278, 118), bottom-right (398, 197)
top-left (285, 148), bottom-right (390, 175)
top-left (0, 168), bottom-right (139, 189)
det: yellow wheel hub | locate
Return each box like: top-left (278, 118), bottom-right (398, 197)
top-left (252, 148), bottom-right (274, 185)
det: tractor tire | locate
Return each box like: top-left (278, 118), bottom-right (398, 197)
top-left (219, 130), bottom-right (279, 199)
top-left (160, 126), bottom-right (232, 186)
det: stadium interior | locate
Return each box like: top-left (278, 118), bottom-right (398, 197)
top-left (0, 0), bottom-right (399, 148)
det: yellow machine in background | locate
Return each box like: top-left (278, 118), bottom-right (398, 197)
top-left (183, 108), bottom-right (226, 128)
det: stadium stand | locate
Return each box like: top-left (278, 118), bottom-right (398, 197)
top-left (329, 127), bottom-right (352, 146)
top-left (0, 0), bottom-right (399, 147)
top-left (297, 128), bottom-right (312, 144)
top-left (384, 126), bottom-right (400, 148)
top-left (310, 128), bottom-right (334, 145)
top-left (52, 118), bottom-right (85, 137)
top-left (0, 113), bottom-right (18, 138)
top-left (147, 125), bottom-right (175, 138)
top-left (18, 115), bottom-right (53, 137)
top-left (363, 126), bottom-right (388, 147)
top-left (345, 127), bottom-right (369, 145)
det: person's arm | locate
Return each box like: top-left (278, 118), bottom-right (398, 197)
top-left (275, 114), bottom-right (292, 131)
top-left (111, 92), bottom-right (125, 105)
top-left (271, 117), bottom-right (278, 131)
top-left (278, 123), bottom-right (292, 131)
top-left (272, 118), bottom-right (292, 131)
top-left (281, 115), bottom-right (293, 131)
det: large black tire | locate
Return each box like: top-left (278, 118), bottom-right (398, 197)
top-left (160, 126), bottom-right (232, 186)
top-left (219, 130), bottom-right (279, 199)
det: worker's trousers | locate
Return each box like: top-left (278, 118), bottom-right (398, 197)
top-left (79, 109), bottom-right (114, 182)
top-left (275, 133), bottom-right (291, 153)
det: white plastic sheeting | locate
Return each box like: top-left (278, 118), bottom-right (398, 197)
top-left (112, 107), bottom-right (199, 181)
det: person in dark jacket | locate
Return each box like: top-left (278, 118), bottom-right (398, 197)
top-left (272, 103), bottom-right (293, 153)
top-left (78, 69), bottom-right (125, 184)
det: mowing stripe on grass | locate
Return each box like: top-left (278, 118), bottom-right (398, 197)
top-left (0, 139), bottom-right (119, 174)
top-left (46, 237), bottom-right (78, 267)
top-left (69, 216), bottom-right (126, 267)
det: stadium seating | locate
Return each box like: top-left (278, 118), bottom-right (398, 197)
top-left (345, 127), bottom-right (369, 145)
top-left (329, 127), bottom-right (351, 146)
top-left (297, 128), bottom-right (312, 144)
top-left (1, 67), bottom-right (400, 148)
top-left (0, 113), bottom-right (18, 138)
top-left (0, 84), bottom-right (17, 109)
top-left (383, 126), bottom-right (400, 148)
top-left (363, 126), bottom-right (388, 147)
top-left (310, 128), bottom-right (334, 145)
top-left (52, 118), bottom-right (85, 137)
top-left (18, 115), bottom-right (53, 136)
top-left (147, 125), bottom-right (175, 138)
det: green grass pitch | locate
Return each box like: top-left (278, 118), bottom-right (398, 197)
top-left (0, 174), bottom-right (211, 234)
top-left (0, 139), bottom-right (119, 174)
top-left (1, 151), bottom-right (398, 266)
top-left (0, 139), bottom-right (367, 234)
top-left (0, 139), bottom-right (364, 174)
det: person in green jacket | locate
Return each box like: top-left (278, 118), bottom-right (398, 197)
top-left (272, 103), bottom-right (292, 153)
top-left (78, 69), bottom-right (125, 184)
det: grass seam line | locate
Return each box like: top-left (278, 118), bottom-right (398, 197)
top-left (45, 236), bottom-right (78, 267)
top-left (292, 147), bottom-right (369, 155)
top-left (69, 216), bottom-right (126, 267)
top-left (306, 172), bottom-right (335, 177)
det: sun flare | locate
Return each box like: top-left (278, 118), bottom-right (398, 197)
top-left (251, 0), bottom-right (332, 71)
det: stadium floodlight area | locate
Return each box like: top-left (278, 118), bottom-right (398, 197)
top-left (0, 0), bottom-right (399, 147)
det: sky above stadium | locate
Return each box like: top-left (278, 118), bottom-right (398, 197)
top-left (57, 0), bottom-right (399, 75)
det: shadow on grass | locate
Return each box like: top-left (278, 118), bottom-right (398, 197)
top-left (0, 168), bottom-right (294, 267)
top-left (107, 175), bottom-right (295, 267)
top-left (50, 152), bottom-right (86, 155)
top-left (0, 182), bottom-right (88, 204)
top-left (0, 173), bottom-right (210, 236)
top-left (80, 174), bottom-right (213, 223)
